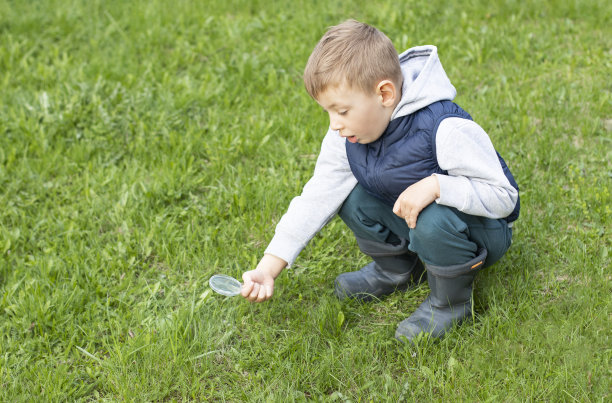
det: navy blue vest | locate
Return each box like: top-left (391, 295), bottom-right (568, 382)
top-left (346, 100), bottom-right (520, 223)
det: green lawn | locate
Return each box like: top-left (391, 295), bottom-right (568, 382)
top-left (1, 0), bottom-right (610, 400)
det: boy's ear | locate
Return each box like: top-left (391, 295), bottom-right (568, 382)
top-left (376, 80), bottom-right (398, 107)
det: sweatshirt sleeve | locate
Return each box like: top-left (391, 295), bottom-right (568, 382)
top-left (264, 129), bottom-right (357, 266)
top-left (433, 117), bottom-right (518, 219)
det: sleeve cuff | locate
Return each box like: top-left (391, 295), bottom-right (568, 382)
top-left (264, 232), bottom-right (306, 267)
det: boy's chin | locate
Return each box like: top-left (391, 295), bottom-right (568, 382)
top-left (347, 136), bottom-right (358, 143)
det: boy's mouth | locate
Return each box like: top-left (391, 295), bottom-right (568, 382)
top-left (347, 136), bottom-right (358, 143)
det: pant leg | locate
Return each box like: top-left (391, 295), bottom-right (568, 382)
top-left (339, 184), bottom-right (513, 267)
top-left (408, 203), bottom-right (512, 267)
top-left (338, 184), bottom-right (409, 245)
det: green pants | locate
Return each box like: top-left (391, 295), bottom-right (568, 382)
top-left (338, 185), bottom-right (513, 267)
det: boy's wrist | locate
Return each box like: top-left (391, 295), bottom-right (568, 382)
top-left (430, 174), bottom-right (440, 199)
top-left (259, 254), bottom-right (287, 279)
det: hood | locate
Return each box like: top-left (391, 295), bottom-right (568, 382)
top-left (391, 45), bottom-right (457, 120)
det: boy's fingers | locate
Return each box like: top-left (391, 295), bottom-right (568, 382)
top-left (249, 283), bottom-right (260, 300)
top-left (241, 280), bottom-right (253, 298)
top-left (402, 206), bottom-right (412, 227)
top-left (256, 285), bottom-right (267, 302)
top-left (408, 209), bottom-right (420, 228)
top-left (393, 199), bottom-right (401, 216)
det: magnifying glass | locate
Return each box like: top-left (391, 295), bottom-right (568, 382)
top-left (209, 274), bottom-right (242, 297)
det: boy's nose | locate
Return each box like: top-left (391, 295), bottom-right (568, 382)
top-left (330, 118), bottom-right (343, 131)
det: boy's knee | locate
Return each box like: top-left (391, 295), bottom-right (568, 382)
top-left (338, 186), bottom-right (364, 228)
top-left (338, 185), bottom-right (380, 228)
top-left (339, 185), bottom-right (403, 244)
top-left (411, 203), bottom-right (467, 244)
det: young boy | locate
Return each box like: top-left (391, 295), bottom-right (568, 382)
top-left (240, 20), bottom-right (519, 342)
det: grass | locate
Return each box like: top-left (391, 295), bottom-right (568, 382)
top-left (0, 0), bottom-right (610, 400)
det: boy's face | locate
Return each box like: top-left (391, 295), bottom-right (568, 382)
top-left (316, 82), bottom-right (397, 144)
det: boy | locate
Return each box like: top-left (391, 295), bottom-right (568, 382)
top-left (240, 20), bottom-right (519, 342)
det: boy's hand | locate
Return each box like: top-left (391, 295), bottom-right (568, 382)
top-left (241, 254), bottom-right (286, 303)
top-left (393, 175), bottom-right (440, 229)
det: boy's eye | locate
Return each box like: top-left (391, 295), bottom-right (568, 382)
top-left (338, 110), bottom-right (348, 116)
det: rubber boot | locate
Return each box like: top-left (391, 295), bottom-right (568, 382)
top-left (395, 248), bottom-right (488, 342)
top-left (334, 237), bottom-right (425, 302)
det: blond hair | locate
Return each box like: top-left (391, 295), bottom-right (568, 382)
top-left (303, 20), bottom-right (402, 99)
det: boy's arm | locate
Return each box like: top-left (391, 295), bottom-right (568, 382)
top-left (433, 117), bottom-right (518, 219)
top-left (264, 128), bottom-right (357, 266)
top-left (241, 129), bottom-right (356, 302)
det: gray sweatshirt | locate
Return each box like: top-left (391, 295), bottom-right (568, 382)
top-left (265, 45), bottom-right (519, 266)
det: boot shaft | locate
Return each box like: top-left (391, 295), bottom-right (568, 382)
top-left (427, 271), bottom-right (474, 308)
top-left (425, 248), bottom-right (488, 308)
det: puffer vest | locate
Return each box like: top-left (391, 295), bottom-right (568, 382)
top-left (346, 100), bottom-right (520, 223)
